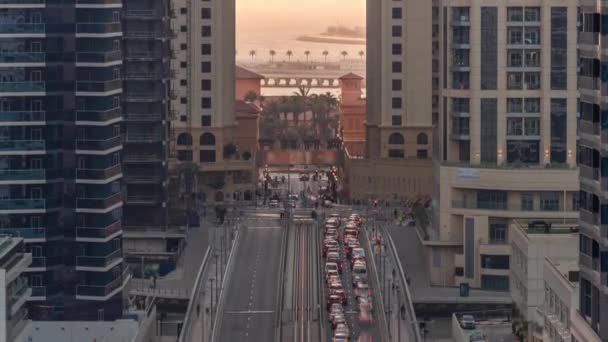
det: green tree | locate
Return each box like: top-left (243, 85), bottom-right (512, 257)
top-left (322, 50), bottom-right (329, 63)
top-left (249, 49), bottom-right (256, 61)
top-left (286, 50), bottom-right (293, 62)
top-left (358, 50), bottom-right (365, 60)
top-left (269, 49), bottom-right (276, 62)
top-left (341, 50), bottom-right (348, 60)
top-left (244, 90), bottom-right (258, 102)
top-left (304, 50), bottom-right (311, 63)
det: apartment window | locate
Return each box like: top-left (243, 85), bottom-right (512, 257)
top-left (417, 149), bottom-right (428, 159)
top-left (177, 150), bottom-right (193, 162)
top-left (525, 98), bottom-right (540, 113)
top-left (508, 27), bottom-right (523, 44)
top-left (452, 26), bottom-right (469, 44)
top-left (180, 7), bottom-right (187, 14)
top-left (202, 26), bottom-right (211, 37)
top-left (201, 97), bottom-right (211, 108)
top-left (200, 150), bottom-right (216, 162)
top-left (507, 7), bottom-right (523, 22)
top-left (180, 26), bottom-right (187, 33)
top-left (540, 192), bottom-right (560, 211)
top-left (525, 27), bottom-right (540, 45)
top-left (525, 50), bottom-right (540, 67)
top-left (480, 7), bottom-right (497, 90)
top-left (452, 98), bottom-right (469, 113)
top-left (507, 98), bottom-right (523, 113)
top-left (507, 72), bottom-right (522, 89)
top-left (477, 190), bottom-right (507, 210)
top-left (551, 7), bottom-right (567, 89)
top-left (180, 115), bottom-right (187, 122)
top-left (180, 44), bottom-right (187, 50)
top-left (452, 7), bottom-right (470, 23)
top-left (180, 61), bottom-right (187, 68)
top-left (525, 7), bottom-right (540, 22)
top-left (392, 97), bottom-right (402, 109)
top-left (521, 193), bottom-right (534, 210)
top-left (507, 118), bottom-right (523, 135)
top-left (392, 44), bottom-right (402, 55)
top-left (480, 99), bottom-right (497, 163)
top-left (391, 116), bottom-right (402, 126)
top-left (481, 275), bottom-right (509, 291)
top-left (201, 79), bottom-right (211, 91)
top-left (453, 49), bottom-right (469, 67)
top-left (392, 25), bottom-right (402, 37)
top-left (201, 8), bottom-right (211, 19)
top-left (507, 140), bottom-right (539, 164)
top-left (392, 62), bottom-right (402, 73)
top-left (180, 79), bottom-right (187, 86)
top-left (508, 50), bottom-right (523, 67)
top-left (392, 7), bottom-right (402, 19)
top-left (201, 62), bottom-right (211, 73)
top-left (452, 72), bottom-right (470, 89)
top-left (489, 224), bottom-right (507, 244)
top-left (551, 99), bottom-right (567, 163)
top-left (201, 116), bottom-right (211, 127)
top-left (524, 118), bottom-right (540, 136)
top-left (481, 255), bottom-right (509, 269)
top-left (392, 79), bottom-right (402, 91)
top-left (180, 97), bottom-right (187, 104)
top-left (452, 117), bottom-right (469, 135)
top-left (201, 44), bottom-right (211, 55)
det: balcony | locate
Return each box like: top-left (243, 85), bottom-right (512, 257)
top-left (76, 22), bottom-right (122, 35)
top-left (0, 52), bottom-right (45, 64)
top-left (579, 120), bottom-right (600, 136)
top-left (0, 198), bottom-right (60, 211)
top-left (580, 253), bottom-right (600, 272)
top-left (76, 164), bottom-right (122, 181)
top-left (0, 23), bottom-right (45, 34)
top-left (123, 9), bottom-right (161, 19)
top-left (124, 71), bottom-right (162, 80)
top-left (75, 248), bottom-right (122, 269)
top-left (29, 255), bottom-right (62, 269)
top-left (124, 92), bottom-right (162, 102)
top-left (76, 220), bottom-right (121, 241)
top-left (0, 169), bottom-right (62, 181)
top-left (123, 173), bottom-right (163, 184)
top-left (579, 76), bottom-right (600, 91)
top-left (7, 307), bottom-right (28, 342)
top-left (580, 164), bottom-right (600, 181)
top-left (76, 193), bottom-right (122, 210)
top-left (0, 227), bottom-right (61, 241)
top-left (125, 195), bottom-right (161, 205)
top-left (124, 51), bottom-right (163, 60)
top-left (0, 111), bottom-right (45, 123)
top-left (123, 153), bottom-right (162, 163)
top-left (76, 50), bottom-right (122, 64)
top-left (124, 112), bottom-right (162, 121)
top-left (123, 132), bottom-right (163, 143)
top-left (579, 31), bottom-right (599, 46)
top-left (75, 267), bottom-right (130, 300)
top-left (76, 79), bottom-right (122, 93)
top-left (76, 136), bottom-right (122, 151)
top-left (76, 0), bottom-right (122, 4)
top-left (0, 81), bottom-right (45, 93)
top-left (123, 30), bottom-right (173, 39)
top-left (30, 283), bottom-right (62, 299)
top-left (452, 199), bottom-right (565, 213)
top-left (9, 277), bottom-right (30, 315)
top-left (580, 209), bottom-right (600, 226)
top-left (75, 107), bottom-right (121, 122)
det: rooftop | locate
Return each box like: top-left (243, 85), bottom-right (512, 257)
top-left (546, 258), bottom-right (579, 286)
top-left (339, 72), bottom-right (364, 80)
top-left (236, 65), bottom-right (264, 80)
top-left (513, 220), bottom-right (579, 236)
top-left (235, 100), bottom-right (262, 114)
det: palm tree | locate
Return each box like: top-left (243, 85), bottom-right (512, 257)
top-left (322, 50), bottom-right (329, 63)
top-left (341, 51), bottom-right (348, 60)
top-left (269, 49), bottom-right (276, 63)
top-left (249, 49), bottom-right (256, 61)
top-left (286, 50), bottom-right (293, 62)
top-left (358, 50), bottom-right (365, 60)
top-left (304, 50), bottom-right (311, 63)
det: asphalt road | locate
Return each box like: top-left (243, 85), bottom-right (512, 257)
top-left (217, 215), bottom-right (284, 342)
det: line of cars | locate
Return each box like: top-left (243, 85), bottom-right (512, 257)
top-left (322, 213), bottom-right (374, 342)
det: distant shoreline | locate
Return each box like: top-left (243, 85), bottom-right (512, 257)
top-left (296, 35), bottom-right (366, 46)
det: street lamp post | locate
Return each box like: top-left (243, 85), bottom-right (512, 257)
top-left (396, 285), bottom-right (401, 342)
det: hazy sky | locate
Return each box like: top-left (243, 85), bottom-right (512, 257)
top-left (237, 0), bottom-right (365, 33)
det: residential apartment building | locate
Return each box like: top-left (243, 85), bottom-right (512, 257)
top-left (538, 258), bottom-right (578, 342)
top-left (0, 0), bottom-right (128, 320)
top-left (574, 1), bottom-right (608, 340)
top-left (366, 0), bottom-right (434, 160)
top-left (169, 0), bottom-right (257, 206)
top-left (430, 0), bottom-right (579, 289)
top-left (0, 237), bottom-right (31, 342)
top-left (509, 221), bottom-right (578, 332)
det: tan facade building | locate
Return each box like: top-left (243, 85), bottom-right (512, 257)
top-left (428, 0), bottom-right (580, 289)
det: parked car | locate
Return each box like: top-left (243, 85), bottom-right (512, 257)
top-left (461, 314), bottom-right (476, 329)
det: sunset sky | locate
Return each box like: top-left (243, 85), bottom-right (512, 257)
top-left (237, 0), bottom-right (366, 33)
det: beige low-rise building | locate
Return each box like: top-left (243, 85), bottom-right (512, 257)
top-left (507, 221), bottom-right (578, 340)
top-left (537, 258), bottom-right (579, 342)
